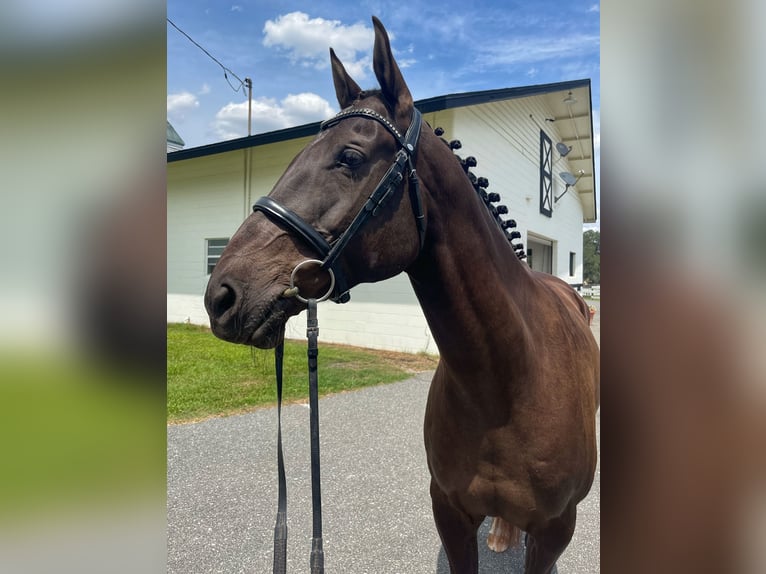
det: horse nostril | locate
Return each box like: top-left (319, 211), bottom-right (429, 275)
top-left (211, 283), bottom-right (237, 317)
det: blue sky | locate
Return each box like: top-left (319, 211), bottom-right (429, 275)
top-left (167, 0), bottom-right (600, 151)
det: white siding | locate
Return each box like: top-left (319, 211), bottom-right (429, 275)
top-left (445, 99), bottom-right (585, 284)
top-left (167, 152), bottom-right (245, 295)
top-left (167, 137), bottom-right (314, 296)
top-left (167, 273), bottom-right (431, 352)
top-left (284, 274), bottom-right (436, 354)
top-left (243, 137), bottom-right (315, 216)
top-left (167, 293), bottom-right (209, 324)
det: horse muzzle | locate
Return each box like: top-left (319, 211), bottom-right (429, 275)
top-left (204, 277), bottom-right (247, 342)
top-left (204, 276), bottom-right (284, 348)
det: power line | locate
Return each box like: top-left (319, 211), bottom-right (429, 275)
top-left (167, 17), bottom-right (247, 95)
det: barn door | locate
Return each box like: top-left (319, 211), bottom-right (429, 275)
top-left (527, 235), bottom-right (553, 274)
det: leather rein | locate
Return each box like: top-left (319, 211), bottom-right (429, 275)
top-left (262, 106), bottom-right (424, 574)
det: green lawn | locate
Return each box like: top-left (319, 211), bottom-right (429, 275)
top-left (167, 323), bottom-right (438, 423)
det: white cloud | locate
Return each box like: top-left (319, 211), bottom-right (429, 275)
top-left (231, 5), bottom-right (242, 12)
top-left (395, 44), bottom-right (417, 69)
top-left (198, 83), bottom-right (211, 95)
top-left (588, 4), bottom-right (600, 13)
top-left (262, 12), bottom-right (374, 78)
top-left (281, 93), bottom-right (337, 121)
top-left (212, 92), bottom-right (335, 140)
top-left (167, 92), bottom-right (199, 120)
top-left (480, 34), bottom-right (600, 67)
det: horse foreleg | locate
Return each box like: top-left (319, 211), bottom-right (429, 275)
top-left (524, 504), bottom-right (577, 574)
top-left (487, 516), bottom-right (521, 553)
top-left (430, 480), bottom-right (482, 574)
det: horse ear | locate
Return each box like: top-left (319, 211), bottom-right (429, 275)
top-left (330, 48), bottom-right (362, 109)
top-left (371, 16), bottom-right (413, 117)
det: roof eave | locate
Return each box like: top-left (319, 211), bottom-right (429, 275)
top-left (168, 80), bottom-right (594, 163)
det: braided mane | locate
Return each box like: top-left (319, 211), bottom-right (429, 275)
top-left (433, 126), bottom-right (527, 260)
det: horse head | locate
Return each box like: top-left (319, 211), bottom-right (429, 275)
top-left (205, 17), bottom-right (426, 348)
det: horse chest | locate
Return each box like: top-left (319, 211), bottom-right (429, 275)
top-left (423, 369), bottom-right (572, 513)
top-left (425, 420), bottom-right (537, 517)
top-left (425, 392), bottom-right (523, 489)
top-left (426, 416), bottom-right (520, 477)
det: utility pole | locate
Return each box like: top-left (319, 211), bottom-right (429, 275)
top-left (245, 77), bottom-right (252, 136)
top-left (243, 77), bottom-right (254, 219)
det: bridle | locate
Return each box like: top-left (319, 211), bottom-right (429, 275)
top-left (259, 105), bottom-right (425, 574)
top-left (252, 105), bottom-right (425, 304)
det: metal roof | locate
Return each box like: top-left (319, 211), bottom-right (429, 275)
top-left (166, 121), bottom-right (185, 147)
top-left (167, 79), bottom-right (596, 221)
top-left (167, 80), bottom-right (591, 162)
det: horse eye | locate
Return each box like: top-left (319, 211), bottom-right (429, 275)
top-left (337, 148), bottom-right (365, 168)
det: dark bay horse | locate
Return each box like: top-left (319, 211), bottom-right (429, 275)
top-left (205, 16), bottom-right (599, 574)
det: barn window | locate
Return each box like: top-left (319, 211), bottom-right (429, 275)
top-left (206, 238), bottom-right (229, 274)
top-left (539, 130), bottom-right (553, 217)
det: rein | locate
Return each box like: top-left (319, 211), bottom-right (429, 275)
top-left (271, 306), bottom-right (324, 574)
top-left (273, 262), bottom-right (335, 574)
top-left (264, 106), bottom-right (424, 573)
top-left (272, 300), bottom-right (325, 574)
top-left (253, 106), bottom-right (425, 304)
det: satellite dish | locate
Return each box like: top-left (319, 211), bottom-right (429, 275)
top-left (560, 171), bottom-right (577, 186)
top-left (555, 170), bottom-right (585, 204)
top-left (556, 142), bottom-right (571, 157)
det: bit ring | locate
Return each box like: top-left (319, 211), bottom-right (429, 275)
top-left (288, 259), bottom-right (336, 304)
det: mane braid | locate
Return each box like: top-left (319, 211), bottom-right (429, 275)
top-left (433, 126), bottom-right (527, 261)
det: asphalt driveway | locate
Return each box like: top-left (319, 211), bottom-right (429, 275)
top-left (168, 342), bottom-right (600, 574)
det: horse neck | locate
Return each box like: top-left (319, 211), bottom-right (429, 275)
top-left (406, 132), bottom-right (534, 374)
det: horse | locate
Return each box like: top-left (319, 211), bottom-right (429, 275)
top-left (205, 16), bottom-right (599, 574)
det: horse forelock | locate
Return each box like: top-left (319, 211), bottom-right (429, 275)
top-left (357, 88), bottom-right (382, 100)
top-left (353, 89), bottom-right (397, 118)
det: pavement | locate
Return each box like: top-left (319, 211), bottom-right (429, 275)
top-left (168, 318), bottom-right (600, 573)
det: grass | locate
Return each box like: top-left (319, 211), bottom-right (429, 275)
top-left (167, 323), bottom-right (438, 423)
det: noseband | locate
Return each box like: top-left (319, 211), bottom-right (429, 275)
top-left (252, 106), bottom-right (425, 304)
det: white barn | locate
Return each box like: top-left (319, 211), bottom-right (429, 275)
top-left (167, 79), bottom-right (597, 354)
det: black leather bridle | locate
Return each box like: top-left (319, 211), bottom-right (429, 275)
top-left (252, 106), bottom-right (426, 304)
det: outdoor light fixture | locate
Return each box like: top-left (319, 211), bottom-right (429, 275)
top-left (555, 170), bottom-right (585, 203)
top-left (563, 91), bottom-right (577, 105)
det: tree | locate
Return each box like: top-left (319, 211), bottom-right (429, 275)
top-left (583, 230), bottom-right (600, 285)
